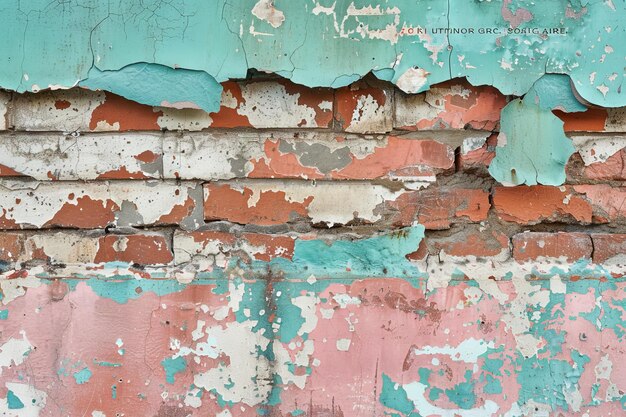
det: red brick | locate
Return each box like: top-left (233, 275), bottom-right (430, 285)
top-left (211, 80), bottom-right (333, 129)
top-left (435, 228), bottom-right (510, 258)
top-left (512, 232), bottom-right (592, 262)
top-left (457, 134), bottom-right (497, 174)
top-left (0, 181), bottom-right (200, 230)
top-left (582, 150), bottom-right (626, 181)
top-left (395, 81), bottom-right (506, 131)
top-left (173, 230), bottom-right (295, 264)
top-left (556, 108), bottom-right (608, 132)
top-left (245, 135), bottom-right (454, 182)
top-left (0, 233), bottom-right (23, 262)
top-left (573, 185), bottom-right (626, 223)
top-left (390, 188), bottom-right (490, 229)
top-left (94, 234), bottom-right (173, 265)
top-left (493, 186), bottom-right (593, 225)
top-left (591, 234), bottom-right (626, 263)
top-left (204, 183), bottom-right (312, 226)
top-left (90, 92), bottom-right (161, 131)
top-left (335, 81), bottom-right (393, 133)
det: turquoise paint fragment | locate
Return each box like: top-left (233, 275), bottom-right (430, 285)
top-left (484, 374), bottom-right (502, 395)
top-left (73, 367), bottom-right (93, 385)
top-left (444, 370), bottom-right (476, 409)
top-left (380, 374), bottom-right (415, 416)
top-left (524, 74), bottom-right (587, 113)
top-left (111, 384), bottom-right (117, 400)
top-left (85, 276), bottom-right (188, 304)
top-left (489, 99), bottom-right (575, 186)
top-left (0, 0), bottom-right (623, 108)
top-left (269, 227), bottom-right (425, 279)
top-left (80, 63), bottom-right (222, 113)
top-left (161, 356), bottom-right (187, 384)
top-left (93, 360), bottom-right (122, 368)
top-left (0, 309), bottom-right (8, 320)
top-left (516, 351), bottom-right (588, 411)
top-left (6, 390), bottom-right (24, 409)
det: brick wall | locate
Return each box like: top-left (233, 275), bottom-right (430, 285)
top-left (1, 78), bottom-right (626, 416)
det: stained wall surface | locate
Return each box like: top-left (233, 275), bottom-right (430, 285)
top-left (0, 2), bottom-right (625, 417)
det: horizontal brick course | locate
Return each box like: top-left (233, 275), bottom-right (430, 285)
top-left (512, 232), bottom-right (592, 262)
top-left (390, 187), bottom-right (490, 230)
top-left (0, 231), bottom-right (173, 265)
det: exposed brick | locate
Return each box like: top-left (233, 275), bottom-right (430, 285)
top-left (395, 81), bottom-right (506, 131)
top-left (582, 150), bottom-right (626, 181)
top-left (204, 180), bottom-right (403, 227)
top-left (0, 133), bottom-right (162, 180)
top-left (95, 233), bottom-right (173, 265)
top-left (165, 133), bottom-right (454, 182)
top-left (556, 108), bottom-right (608, 132)
top-left (493, 186), bottom-right (593, 225)
top-left (10, 89), bottom-right (105, 132)
top-left (0, 181), bottom-right (201, 230)
top-left (89, 92), bottom-right (161, 131)
top-left (9, 81), bottom-right (334, 133)
top-left (173, 230), bottom-right (295, 264)
top-left (512, 232), bottom-right (592, 262)
top-left (0, 231), bottom-right (172, 265)
top-left (389, 188), bottom-right (490, 229)
top-left (591, 234), bottom-right (626, 264)
top-left (0, 233), bottom-right (23, 262)
top-left (335, 81), bottom-right (393, 134)
top-left (573, 185), bottom-right (626, 223)
top-left (434, 228), bottom-right (510, 259)
top-left (457, 134), bottom-right (497, 175)
top-left (207, 80), bottom-right (333, 129)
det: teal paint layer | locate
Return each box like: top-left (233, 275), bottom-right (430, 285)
top-left (73, 367), bottom-right (93, 385)
top-left (161, 356), bottom-right (188, 384)
top-left (80, 63), bottom-right (222, 113)
top-left (6, 390), bottom-right (24, 410)
top-left (489, 99), bottom-right (575, 186)
top-left (524, 74), bottom-right (587, 113)
top-left (0, 0), bottom-right (623, 107)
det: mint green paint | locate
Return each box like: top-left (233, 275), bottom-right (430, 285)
top-left (428, 387), bottom-right (442, 402)
top-left (80, 63), bottom-right (222, 113)
top-left (581, 300), bottom-right (626, 339)
top-left (0, 0), bottom-right (623, 109)
top-left (161, 356), bottom-right (187, 384)
top-left (444, 370), bottom-right (476, 410)
top-left (6, 390), bottom-right (24, 409)
top-left (524, 74), bottom-right (587, 113)
top-left (93, 360), bottom-right (122, 368)
top-left (85, 276), bottom-right (189, 304)
top-left (73, 367), bottom-right (93, 385)
top-left (267, 227), bottom-right (425, 279)
top-left (482, 358), bottom-right (503, 376)
top-left (516, 350), bottom-right (589, 411)
top-left (380, 374), bottom-right (416, 416)
top-left (489, 99), bottom-right (575, 186)
top-left (483, 374), bottom-right (502, 395)
top-left (73, 227), bottom-right (425, 307)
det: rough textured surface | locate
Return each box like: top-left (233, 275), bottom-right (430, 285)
top-left (0, 74), bottom-right (626, 417)
top-left (0, 0), bottom-right (623, 108)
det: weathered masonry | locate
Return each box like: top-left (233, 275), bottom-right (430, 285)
top-left (0, 1), bottom-right (625, 417)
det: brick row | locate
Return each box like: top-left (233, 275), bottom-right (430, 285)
top-left (1, 229), bottom-right (623, 269)
top-left (4, 81), bottom-right (626, 134)
top-left (0, 132), bottom-right (458, 182)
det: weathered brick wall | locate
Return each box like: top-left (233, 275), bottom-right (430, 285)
top-left (0, 78), bottom-right (625, 416)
